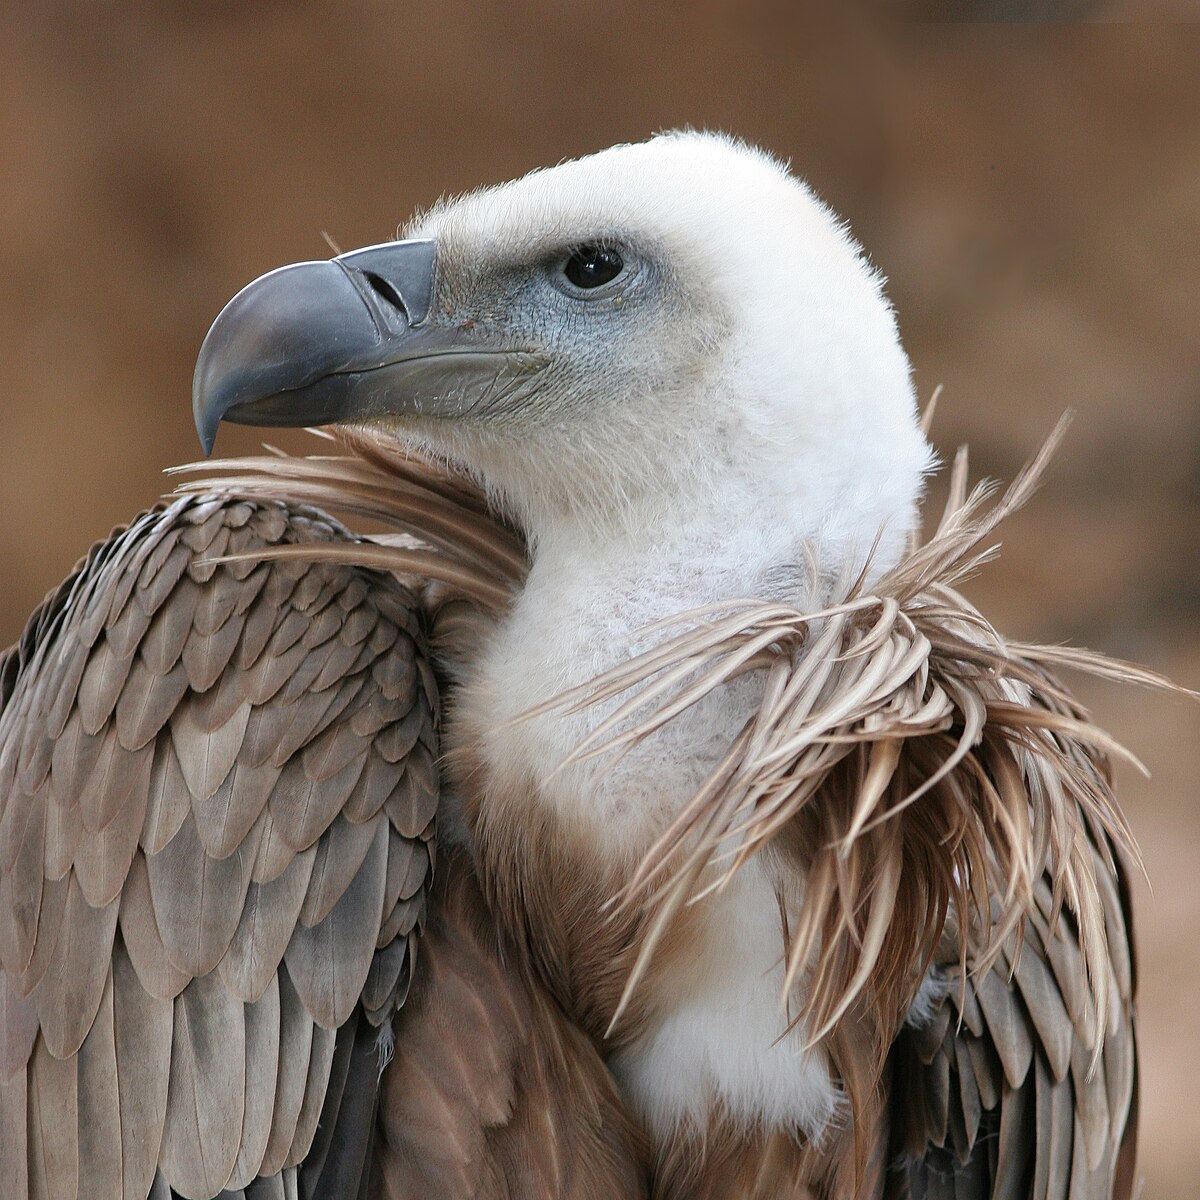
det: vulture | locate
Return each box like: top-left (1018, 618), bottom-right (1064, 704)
top-left (1, 132), bottom-right (1163, 1199)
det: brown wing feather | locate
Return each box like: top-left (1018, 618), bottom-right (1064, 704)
top-left (887, 836), bottom-right (1138, 1200)
top-left (0, 495), bottom-right (437, 1199)
top-left (372, 846), bottom-right (649, 1200)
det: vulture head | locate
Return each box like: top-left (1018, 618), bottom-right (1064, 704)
top-left (195, 131), bottom-right (933, 578)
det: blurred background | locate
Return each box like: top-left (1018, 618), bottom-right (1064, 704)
top-left (2, 0), bottom-right (1198, 1191)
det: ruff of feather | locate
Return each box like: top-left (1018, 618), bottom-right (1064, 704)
top-left (170, 427), bottom-right (526, 611)
top-left (177, 420), bottom-right (1178, 1144)
top-left (525, 417), bottom-right (1175, 1080)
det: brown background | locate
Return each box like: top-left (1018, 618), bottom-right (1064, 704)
top-left (2, 1), bottom-right (1198, 1192)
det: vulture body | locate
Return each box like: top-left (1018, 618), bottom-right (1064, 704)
top-left (1, 133), bottom-right (1149, 1199)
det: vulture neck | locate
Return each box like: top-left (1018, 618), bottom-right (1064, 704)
top-left (457, 473), bottom-right (849, 1151)
top-left (484, 454), bottom-right (894, 854)
top-left (494, 482), bottom-right (824, 849)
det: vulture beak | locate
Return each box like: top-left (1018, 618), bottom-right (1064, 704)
top-left (192, 238), bottom-right (547, 454)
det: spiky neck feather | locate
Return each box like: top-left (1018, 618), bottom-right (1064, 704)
top-left (180, 423), bottom-right (1153, 1196)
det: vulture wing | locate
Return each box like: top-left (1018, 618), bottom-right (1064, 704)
top-left (0, 495), bottom-right (439, 1199)
top-left (888, 836), bottom-right (1138, 1200)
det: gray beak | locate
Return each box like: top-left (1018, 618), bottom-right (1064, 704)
top-left (192, 238), bottom-right (546, 454)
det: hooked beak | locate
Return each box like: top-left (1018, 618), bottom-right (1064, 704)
top-left (192, 238), bottom-right (548, 454)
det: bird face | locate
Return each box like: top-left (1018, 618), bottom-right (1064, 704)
top-left (195, 133), bottom-right (931, 558)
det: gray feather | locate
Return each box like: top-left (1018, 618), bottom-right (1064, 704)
top-left (219, 848), bottom-right (316, 1004)
top-left (284, 820), bottom-right (388, 1029)
top-left (113, 939), bottom-right (173, 1200)
top-left (227, 973), bottom-right (282, 1190)
top-left (159, 971), bottom-right (246, 1197)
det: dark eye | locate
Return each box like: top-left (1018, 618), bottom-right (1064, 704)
top-left (563, 245), bottom-right (624, 290)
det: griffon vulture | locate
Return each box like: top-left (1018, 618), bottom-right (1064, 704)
top-left (1, 133), bottom-right (1156, 1199)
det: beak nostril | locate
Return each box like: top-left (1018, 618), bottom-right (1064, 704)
top-left (363, 271), bottom-right (409, 321)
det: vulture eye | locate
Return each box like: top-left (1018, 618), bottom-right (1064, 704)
top-left (562, 245), bottom-right (625, 290)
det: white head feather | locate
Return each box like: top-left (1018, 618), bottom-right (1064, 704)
top-left (402, 131), bottom-right (934, 577)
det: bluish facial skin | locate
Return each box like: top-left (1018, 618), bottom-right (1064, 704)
top-left (413, 231), bottom-right (713, 431)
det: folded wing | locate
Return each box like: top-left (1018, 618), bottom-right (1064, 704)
top-left (0, 496), bottom-right (438, 1199)
top-left (888, 837), bottom-right (1138, 1200)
